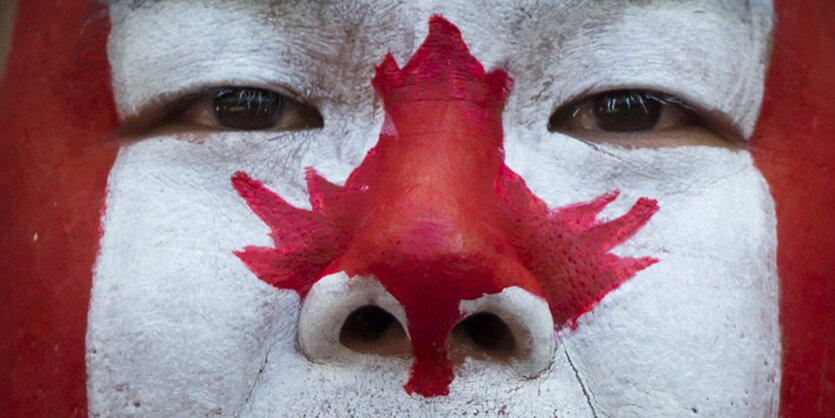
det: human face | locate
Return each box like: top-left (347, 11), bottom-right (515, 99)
top-left (88, 1), bottom-right (779, 416)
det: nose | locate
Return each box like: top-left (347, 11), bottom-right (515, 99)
top-left (298, 272), bottom-right (555, 376)
top-left (232, 16), bottom-right (559, 398)
top-left (298, 273), bottom-right (411, 361)
top-left (233, 15), bottom-right (657, 399)
top-left (295, 16), bottom-right (555, 396)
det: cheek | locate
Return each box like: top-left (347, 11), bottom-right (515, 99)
top-left (87, 116), bottom-right (385, 414)
top-left (87, 137), bottom-right (296, 414)
top-left (506, 134), bottom-right (781, 414)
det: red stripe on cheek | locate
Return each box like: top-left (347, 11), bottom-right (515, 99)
top-left (0, 1), bottom-right (118, 416)
top-left (753, 1), bottom-right (835, 416)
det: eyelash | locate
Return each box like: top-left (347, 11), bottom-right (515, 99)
top-left (543, 88), bottom-right (745, 147)
top-left (177, 87), bottom-right (324, 131)
top-left (119, 86), bottom-right (324, 135)
top-left (548, 90), bottom-right (702, 133)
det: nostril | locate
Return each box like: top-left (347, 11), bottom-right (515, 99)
top-left (453, 312), bottom-right (515, 359)
top-left (454, 287), bottom-right (556, 378)
top-left (341, 305), bottom-right (394, 342)
top-left (340, 305), bottom-right (410, 355)
top-left (299, 273), bottom-right (410, 362)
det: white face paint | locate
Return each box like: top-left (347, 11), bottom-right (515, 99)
top-left (89, 0), bottom-right (779, 416)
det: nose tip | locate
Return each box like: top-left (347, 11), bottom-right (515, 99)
top-left (299, 273), bottom-right (554, 379)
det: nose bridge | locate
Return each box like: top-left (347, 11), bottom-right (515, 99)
top-left (346, 106), bottom-right (508, 271)
top-left (337, 13), bottom-right (517, 278)
top-left (369, 110), bottom-right (502, 231)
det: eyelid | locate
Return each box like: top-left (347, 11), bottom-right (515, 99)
top-left (116, 83), bottom-right (312, 137)
top-left (552, 88), bottom-right (743, 142)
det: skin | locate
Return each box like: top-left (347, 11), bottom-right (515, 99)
top-left (88, 1), bottom-right (779, 416)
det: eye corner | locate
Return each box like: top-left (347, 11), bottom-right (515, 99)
top-left (546, 100), bottom-right (582, 133)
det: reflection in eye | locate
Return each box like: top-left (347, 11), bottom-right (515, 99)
top-left (177, 87), bottom-right (324, 131)
top-left (214, 88), bottom-right (284, 130)
top-left (591, 90), bottom-right (662, 131)
top-left (547, 90), bottom-right (737, 147)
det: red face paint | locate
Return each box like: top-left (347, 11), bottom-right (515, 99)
top-left (752, 1), bottom-right (835, 415)
top-left (0, 1), bottom-right (118, 415)
top-left (232, 15), bottom-right (659, 397)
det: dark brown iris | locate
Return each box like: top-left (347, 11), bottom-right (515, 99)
top-left (214, 88), bottom-right (284, 130)
top-left (592, 90), bottom-right (661, 132)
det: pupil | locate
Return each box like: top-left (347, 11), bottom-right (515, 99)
top-left (592, 90), bottom-right (661, 132)
top-left (213, 88), bottom-right (283, 130)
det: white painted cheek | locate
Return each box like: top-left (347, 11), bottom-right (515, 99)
top-left (504, 132), bottom-right (780, 417)
top-left (86, 100), bottom-right (384, 416)
top-left (86, 137), bottom-right (292, 416)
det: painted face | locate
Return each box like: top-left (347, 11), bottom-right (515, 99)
top-left (82, 1), bottom-right (781, 415)
top-left (6, 0), bottom-right (833, 417)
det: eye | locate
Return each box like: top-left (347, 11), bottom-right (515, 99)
top-left (119, 86), bottom-right (325, 136)
top-left (179, 87), bottom-right (324, 131)
top-left (548, 90), bottom-right (738, 147)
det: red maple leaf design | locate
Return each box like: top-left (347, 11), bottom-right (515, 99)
top-left (232, 15), bottom-right (658, 397)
